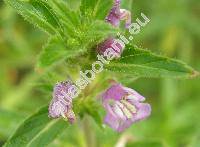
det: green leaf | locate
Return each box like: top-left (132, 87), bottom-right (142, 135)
top-left (0, 109), bottom-right (25, 138)
top-left (36, 36), bottom-right (86, 70)
top-left (47, 0), bottom-right (81, 37)
top-left (84, 20), bottom-right (118, 49)
top-left (49, 0), bottom-right (80, 25)
top-left (36, 20), bottom-right (117, 71)
top-left (80, 0), bottom-right (113, 20)
top-left (105, 45), bottom-right (198, 78)
top-left (4, 0), bottom-right (63, 35)
top-left (94, 0), bottom-right (113, 20)
top-left (86, 20), bottom-right (118, 39)
top-left (3, 106), bottom-right (66, 147)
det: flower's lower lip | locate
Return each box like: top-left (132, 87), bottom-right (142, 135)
top-left (102, 83), bottom-right (151, 132)
top-left (121, 100), bottom-right (137, 114)
top-left (112, 103), bottom-right (126, 119)
top-left (110, 99), bottom-right (138, 120)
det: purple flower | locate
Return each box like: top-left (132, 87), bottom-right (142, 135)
top-left (101, 83), bottom-right (151, 132)
top-left (97, 0), bottom-right (132, 56)
top-left (48, 81), bottom-right (75, 123)
top-left (97, 37), bottom-right (124, 57)
top-left (106, 0), bottom-right (131, 28)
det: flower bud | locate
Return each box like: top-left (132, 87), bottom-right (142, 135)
top-left (96, 37), bottom-right (124, 57)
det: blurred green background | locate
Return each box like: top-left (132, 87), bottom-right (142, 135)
top-left (0, 0), bottom-right (199, 146)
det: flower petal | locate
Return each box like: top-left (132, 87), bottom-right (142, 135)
top-left (104, 114), bottom-right (118, 130)
top-left (131, 103), bottom-right (151, 122)
top-left (48, 81), bottom-right (76, 123)
top-left (120, 9), bottom-right (132, 28)
top-left (123, 87), bottom-right (146, 101)
top-left (96, 38), bottom-right (123, 56)
top-left (101, 83), bottom-right (151, 132)
top-left (113, 102), bottom-right (127, 120)
top-left (105, 0), bottom-right (121, 27)
top-left (106, 0), bottom-right (131, 28)
top-left (102, 84), bottom-right (127, 100)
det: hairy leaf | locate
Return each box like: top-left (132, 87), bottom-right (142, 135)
top-left (86, 20), bottom-right (118, 39)
top-left (3, 106), bottom-right (66, 147)
top-left (37, 20), bottom-right (117, 71)
top-left (84, 20), bottom-right (118, 48)
top-left (47, 0), bottom-right (81, 37)
top-left (0, 109), bottom-right (25, 138)
top-left (5, 0), bottom-right (63, 35)
top-left (36, 36), bottom-right (86, 70)
top-left (105, 45), bottom-right (198, 78)
top-left (80, 0), bottom-right (113, 20)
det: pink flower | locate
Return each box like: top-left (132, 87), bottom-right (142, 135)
top-left (97, 0), bottom-right (131, 56)
top-left (101, 83), bottom-right (151, 132)
top-left (106, 0), bottom-right (131, 28)
top-left (96, 37), bottom-right (124, 57)
top-left (48, 81), bottom-right (75, 123)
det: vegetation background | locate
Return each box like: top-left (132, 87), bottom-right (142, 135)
top-left (0, 0), bottom-right (199, 146)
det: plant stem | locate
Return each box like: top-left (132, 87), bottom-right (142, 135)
top-left (82, 116), bottom-right (97, 147)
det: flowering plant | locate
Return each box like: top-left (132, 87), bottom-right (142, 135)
top-left (3, 0), bottom-right (198, 146)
